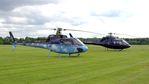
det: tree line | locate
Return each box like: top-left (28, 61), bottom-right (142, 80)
top-left (0, 37), bottom-right (47, 45)
top-left (125, 38), bottom-right (149, 45)
top-left (1, 36), bottom-right (149, 45)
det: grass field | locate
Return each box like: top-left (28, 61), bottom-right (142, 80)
top-left (0, 45), bottom-right (149, 84)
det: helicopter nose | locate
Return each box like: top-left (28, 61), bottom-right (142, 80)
top-left (77, 46), bottom-right (88, 53)
top-left (123, 44), bottom-right (131, 49)
top-left (127, 45), bottom-right (131, 48)
top-left (77, 48), bottom-right (83, 52)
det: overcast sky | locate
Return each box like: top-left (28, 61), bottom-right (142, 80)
top-left (0, 0), bottom-right (149, 38)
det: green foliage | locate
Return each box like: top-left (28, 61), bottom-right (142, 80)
top-left (0, 37), bottom-right (3, 44)
top-left (25, 37), bottom-right (35, 43)
top-left (3, 36), bottom-right (11, 44)
top-left (125, 38), bottom-right (149, 45)
top-left (0, 45), bottom-right (149, 84)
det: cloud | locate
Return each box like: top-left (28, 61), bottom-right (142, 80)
top-left (1, 4), bottom-right (87, 27)
top-left (1, 0), bottom-right (149, 38)
top-left (91, 10), bottom-right (121, 17)
top-left (0, 3), bottom-right (87, 38)
top-left (0, 0), bottom-right (59, 11)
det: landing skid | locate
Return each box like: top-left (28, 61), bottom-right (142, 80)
top-left (69, 53), bottom-right (80, 57)
top-left (47, 50), bottom-right (81, 58)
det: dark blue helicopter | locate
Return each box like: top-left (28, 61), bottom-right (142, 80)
top-left (9, 28), bottom-right (88, 56)
top-left (83, 33), bottom-right (131, 50)
top-left (96, 33), bottom-right (131, 49)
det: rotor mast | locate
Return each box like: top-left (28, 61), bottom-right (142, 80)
top-left (109, 33), bottom-right (113, 36)
top-left (56, 28), bottom-right (62, 35)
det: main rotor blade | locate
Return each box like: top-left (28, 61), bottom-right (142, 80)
top-left (63, 29), bottom-right (105, 36)
top-left (112, 33), bottom-right (138, 38)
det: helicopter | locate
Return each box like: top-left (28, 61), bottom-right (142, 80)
top-left (46, 29), bottom-right (131, 50)
top-left (9, 28), bottom-right (88, 56)
top-left (83, 32), bottom-right (131, 50)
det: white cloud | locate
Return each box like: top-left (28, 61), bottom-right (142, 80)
top-left (0, 0), bottom-right (58, 11)
top-left (0, 0), bottom-right (149, 38)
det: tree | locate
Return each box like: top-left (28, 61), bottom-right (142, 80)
top-left (0, 37), bottom-right (3, 44)
top-left (3, 37), bottom-right (11, 44)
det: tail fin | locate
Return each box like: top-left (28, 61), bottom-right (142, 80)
top-left (9, 31), bottom-right (17, 49)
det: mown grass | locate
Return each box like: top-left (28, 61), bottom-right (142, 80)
top-left (0, 45), bottom-right (149, 84)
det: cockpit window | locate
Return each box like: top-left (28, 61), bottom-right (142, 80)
top-left (60, 38), bottom-right (83, 45)
top-left (122, 39), bottom-right (130, 45)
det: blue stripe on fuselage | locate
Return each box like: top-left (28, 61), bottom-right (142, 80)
top-left (25, 43), bottom-right (88, 54)
top-left (49, 44), bottom-right (88, 54)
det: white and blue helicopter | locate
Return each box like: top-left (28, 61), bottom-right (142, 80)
top-left (9, 28), bottom-right (88, 56)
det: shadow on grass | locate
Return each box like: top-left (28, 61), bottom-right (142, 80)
top-left (48, 54), bottom-right (82, 59)
top-left (102, 48), bottom-right (129, 52)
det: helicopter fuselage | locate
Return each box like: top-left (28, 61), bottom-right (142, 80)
top-left (25, 38), bottom-right (88, 54)
top-left (97, 36), bottom-right (131, 49)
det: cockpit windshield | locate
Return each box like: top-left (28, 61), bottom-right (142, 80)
top-left (61, 38), bottom-right (84, 46)
top-left (73, 38), bottom-right (84, 46)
